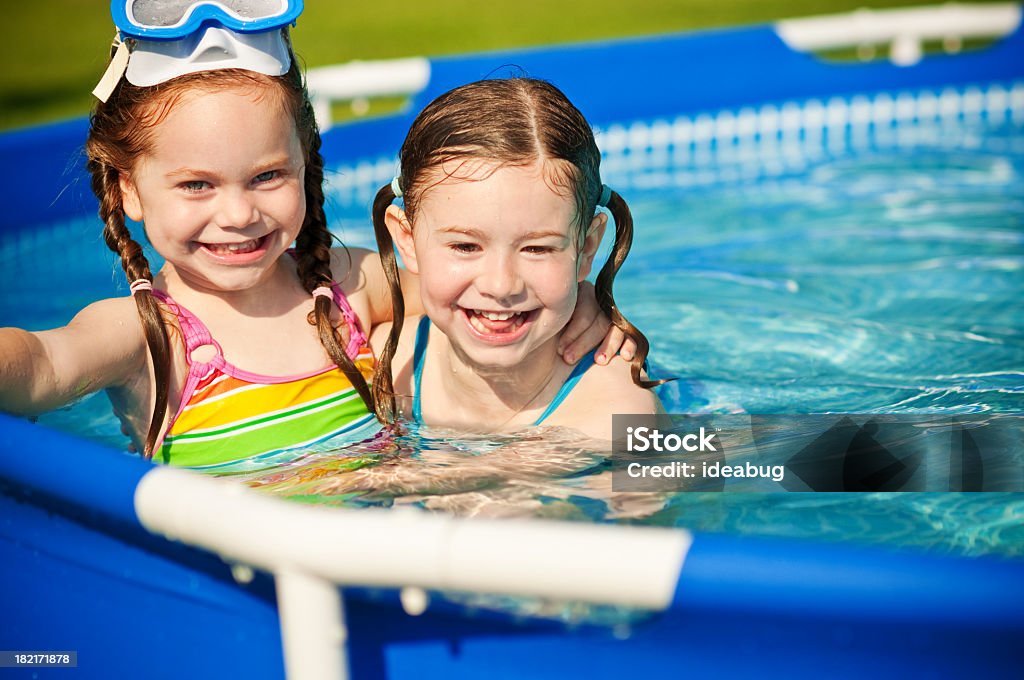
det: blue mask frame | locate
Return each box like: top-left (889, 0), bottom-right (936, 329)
top-left (112, 0), bottom-right (303, 41)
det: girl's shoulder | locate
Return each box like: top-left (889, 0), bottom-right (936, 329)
top-left (37, 295), bottom-right (150, 394)
top-left (69, 295), bottom-right (148, 341)
top-left (328, 246), bottom-right (379, 291)
top-left (546, 356), bottom-right (663, 440)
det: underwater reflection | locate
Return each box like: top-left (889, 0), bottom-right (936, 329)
top-left (236, 423), bottom-right (672, 522)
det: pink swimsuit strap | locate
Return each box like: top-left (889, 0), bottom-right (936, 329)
top-left (282, 249), bottom-right (367, 358)
top-left (151, 283), bottom-right (367, 365)
top-left (326, 281), bottom-right (369, 360)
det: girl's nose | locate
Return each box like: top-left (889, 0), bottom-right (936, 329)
top-left (214, 188), bottom-right (259, 229)
top-left (476, 252), bottom-right (525, 302)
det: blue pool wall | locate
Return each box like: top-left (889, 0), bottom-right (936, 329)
top-left (2, 17), bottom-right (1024, 680)
top-left (3, 413), bottom-right (1022, 680)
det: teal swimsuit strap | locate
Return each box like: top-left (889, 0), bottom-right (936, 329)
top-left (531, 349), bottom-right (596, 426)
top-left (411, 315), bottom-right (431, 423)
top-left (411, 315), bottom-right (596, 426)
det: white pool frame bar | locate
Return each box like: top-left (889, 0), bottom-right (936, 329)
top-left (137, 468), bottom-right (691, 680)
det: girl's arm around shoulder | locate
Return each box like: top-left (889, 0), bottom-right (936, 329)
top-left (330, 246), bottom-right (422, 331)
top-left (0, 297), bottom-right (147, 415)
top-left (554, 356), bottom-right (664, 441)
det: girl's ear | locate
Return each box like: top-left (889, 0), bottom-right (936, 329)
top-left (119, 173), bottom-right (143, 222)
top-left (384, 204), bottom-right (419, 274)
top-left (577, 212), bottom-right (608, 282)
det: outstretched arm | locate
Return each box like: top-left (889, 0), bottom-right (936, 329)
top-left (0, 297), bottom-right (146, 415)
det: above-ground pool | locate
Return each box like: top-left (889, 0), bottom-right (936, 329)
top-left (2, 6), bottom-right (1023, 679)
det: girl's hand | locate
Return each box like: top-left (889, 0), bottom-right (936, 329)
top-left (558, 281), bottom-right (637, 366)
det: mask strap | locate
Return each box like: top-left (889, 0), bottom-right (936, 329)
top-left (93, 35), bottom-right (131, 102)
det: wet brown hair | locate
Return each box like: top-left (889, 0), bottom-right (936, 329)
top-left (86, 42), bottom-right (373, 459)
top-left (371, 77), bottom-right (660, 423)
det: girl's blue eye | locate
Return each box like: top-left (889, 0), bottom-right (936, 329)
top-left (523, 245), bottom-right (555, 254)
top-left (254, 170), bottom-right (278, 184)
top-left (451, 243), bottom-right (480, 253)
top-left (181, 180), bottom-right (209, 193)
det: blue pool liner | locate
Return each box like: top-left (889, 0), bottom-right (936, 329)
top-left (2, 412), bottom-right (1022, 680)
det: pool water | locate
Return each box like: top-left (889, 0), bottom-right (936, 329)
top-left (1, 110), bottom-right (1022, 561)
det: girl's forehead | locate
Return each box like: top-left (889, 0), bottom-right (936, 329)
top-left (415, 161), bottom-right (578, 236)
top-left (419, 158), bottom-right (577, 204)
top-left (427, 156), bottom-right (573, 184)
top-left (147, 81), bottom-right (289, 127)
top-left (142, 85), bottom-right (298, 152)
top-left (131, 79), bottom-right (289, 146)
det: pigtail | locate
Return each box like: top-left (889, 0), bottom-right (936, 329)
top-left (293, 119), bottom-right (376, 414)
top-left (90, 161), bottom-right (172, 459)
top-left (368, 183), bottom-right (407, 424)
top-left (595, 190), bottom-right (666, 389)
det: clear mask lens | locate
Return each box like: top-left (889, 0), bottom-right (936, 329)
top-left (128, 0), bottom-right (288, 29)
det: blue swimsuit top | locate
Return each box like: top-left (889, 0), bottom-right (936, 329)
top-left (410, 316), bottom-right (595, 425)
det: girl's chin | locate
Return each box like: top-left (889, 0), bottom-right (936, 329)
top-left (170, 264), bottom-right (282, 294)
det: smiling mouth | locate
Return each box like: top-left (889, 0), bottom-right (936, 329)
top-left (463, 308), bottom-right (533, 335)
top-left (200, 236), bottom-right (267, 255)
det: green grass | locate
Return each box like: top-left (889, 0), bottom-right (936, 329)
top-left (0, 0), bottom-right (996, 130)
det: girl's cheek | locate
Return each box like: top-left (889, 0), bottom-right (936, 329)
top-left (435, 255), bottom-right (470, 278)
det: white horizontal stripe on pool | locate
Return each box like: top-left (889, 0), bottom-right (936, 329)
top-left (596, 81), bottom-right (1024, 153)
top-left (135, 465), bottom-right (693, 609)
top-left (324, 79), bottom-right (1024, 204)
top-left (167, 389), bottom-right (363, 442)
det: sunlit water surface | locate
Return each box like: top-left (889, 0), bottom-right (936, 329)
top-left (2, 117), bottom-right (1022, 594)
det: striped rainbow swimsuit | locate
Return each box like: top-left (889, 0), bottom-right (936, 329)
top-left (152, 284), bottom-right (380, 470)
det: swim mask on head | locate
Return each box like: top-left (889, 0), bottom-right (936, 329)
top-left (93, 0), bottom-right (303, 101)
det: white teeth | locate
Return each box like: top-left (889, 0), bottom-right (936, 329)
top-left (206, 238), bottom-right (260, 254)
top-left (467, 309), bottom-right (528, 335)
top-left (475, 310), bottom-right (520, 321)
top-left (468, 314), bottom-right (489, 334)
